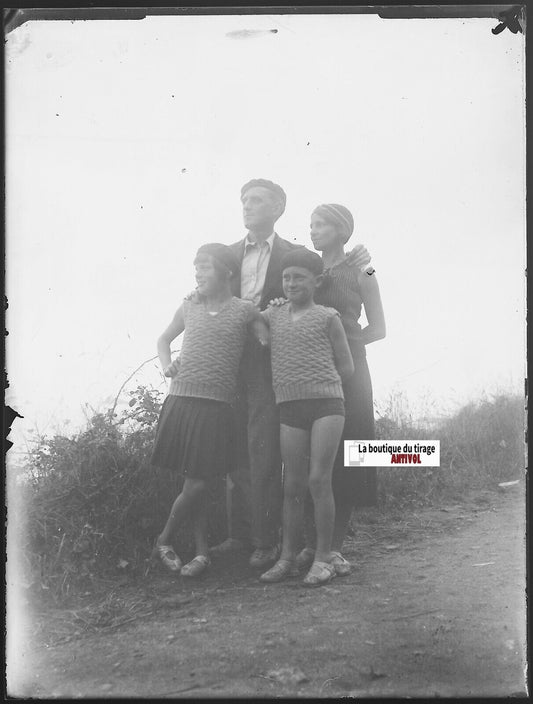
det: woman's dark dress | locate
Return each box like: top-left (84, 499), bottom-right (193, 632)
top-left (315, 259), bottom-right (378, 506)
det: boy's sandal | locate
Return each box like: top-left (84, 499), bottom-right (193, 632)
top-left (295, 547), bottom-right (315, 569)
top-left (152, 543), bottom-right (182, 572)
top-left (330, 551), bottom-right (352, 576)
top-left (181, 555), bottom-right (211, 578)
top-left (303, 561), bottom-right (336, 587)
top-left (259, 559), bottom-right (299, 583)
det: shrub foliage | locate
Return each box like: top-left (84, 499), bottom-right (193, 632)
top-left (15, 387), bottom-right (524, 599)
top-left (19, 386), bottom-right (225, 600)
top-left (375, 393), bottom-right (524, 506)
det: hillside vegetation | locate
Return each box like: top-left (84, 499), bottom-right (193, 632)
top-left (10, 386), bottom-right (524, 601)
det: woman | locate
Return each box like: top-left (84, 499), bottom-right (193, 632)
top-left (297, 203), bottom-right (386, 575)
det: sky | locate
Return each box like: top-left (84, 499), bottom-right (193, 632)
top-left (5, 13), bottom-right (525, 458)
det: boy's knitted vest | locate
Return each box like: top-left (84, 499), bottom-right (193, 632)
top-left (170, 297), bottom-right (255, 404)
top-left (265, 303), bottom-right (344, 404)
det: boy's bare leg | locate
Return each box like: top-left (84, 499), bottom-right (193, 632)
top-left (303, 492), bottom-right (316, 550)
top-left (279, 424), bottom-right (310, 562)
top-left (331, 499), bottom-right (353, 552)
top-left (309, 415), bottom-right (345, 563)
top-left (158, 477), bottom-right (207, 546)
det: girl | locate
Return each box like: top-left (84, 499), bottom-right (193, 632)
top-left (259, 248), bottom-right (354, 586)
top-left (151, 243), bottom-right (267, 578)
top-left (296, 203), bottom-right (386, 576)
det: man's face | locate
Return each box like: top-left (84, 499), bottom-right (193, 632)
top-left (241, 186), bottom-right (281, 231)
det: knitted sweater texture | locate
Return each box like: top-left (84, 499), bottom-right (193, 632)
top-left (314, 258), bottom-right (366, 359)
top-left (264, 303), bottom-right (344, 403)
top-left (169, 297), bottom-right (255, 403)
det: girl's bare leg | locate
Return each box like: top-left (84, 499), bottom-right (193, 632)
top-left (309, 415), bottom-right (345, 563)
top-left (279, 424), bottom-right (310, 562)
top-left (192, 492), bottom-right (209, 557)
top-left (158, 477), bottom-right (207, 546)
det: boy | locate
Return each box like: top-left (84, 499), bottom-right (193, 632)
top-left (259, 248), bottom-right (354, 586)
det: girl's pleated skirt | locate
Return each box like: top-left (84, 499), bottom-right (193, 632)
top-left (151, 395), bottom-right (236, 481)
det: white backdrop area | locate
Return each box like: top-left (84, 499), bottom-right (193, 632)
top-left (5, 14), bottom-right (525, 458)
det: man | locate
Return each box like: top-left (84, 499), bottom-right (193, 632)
top-left (210, 179), bottom-right (370, 568)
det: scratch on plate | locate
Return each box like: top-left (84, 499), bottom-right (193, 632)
top-left (226, 29), bottom-right (278, 39)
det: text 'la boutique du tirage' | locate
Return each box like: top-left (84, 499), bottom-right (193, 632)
top-left (344, 441), bottom-right (441, 467)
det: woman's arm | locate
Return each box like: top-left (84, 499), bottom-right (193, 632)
top-left (358, 273), bottom-right (386, 345)
top-left (328, 314), bottom-right (355, 381)
top-left (157, 305), bottom-right (185, 376)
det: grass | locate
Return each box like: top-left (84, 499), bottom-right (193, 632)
top-left (374, 391), bottom-right (524, 507)
top-left (11, 385), bottom-right (525, 603)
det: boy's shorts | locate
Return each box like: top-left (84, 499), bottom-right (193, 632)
top-left (278, 398), bottom-right (345, 430)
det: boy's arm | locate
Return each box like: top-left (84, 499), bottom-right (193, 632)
top-left (249, 307), bottom-right (270, 347)
top-left (157, 305), bottom-right (185, 376)
top-left (328, 314), bottom-right (354, 381)
top-left (345, 243), bottom-right (371, 270)
top-left (184, 289), bottom-right (202, 303)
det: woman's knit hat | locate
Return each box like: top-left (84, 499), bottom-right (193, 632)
top-left (195, 243), bottom-right (240, 277)
top-left (281, 247), bottom-right (324, 277)
top-left (312, 203), bottom-right (354, 243)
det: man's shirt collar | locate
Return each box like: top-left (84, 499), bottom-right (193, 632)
top-left (245, 232), bottom-right (276, 250)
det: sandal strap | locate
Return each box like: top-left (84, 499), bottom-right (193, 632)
top-left (181, 554), bottom-right (211, 576)
top-left (314, 560), bottom-right (335, 570)
top-left (157, 544), bottom-right (178, 557)
top-left (330, 551), bottom-right (349, 563)
top-left (154, 543), bottom-right (182, 572)
top-left (261, 559), bottom-right (298, 581)
top-left (189, 555), bottom-right (210, 566)
top-left (308, 561), bottom-right (336, 577)
top-left (271, 558), bottom-right (295, 572)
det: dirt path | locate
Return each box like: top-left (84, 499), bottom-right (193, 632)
top-left (11, 488), bottom-right (527, 698)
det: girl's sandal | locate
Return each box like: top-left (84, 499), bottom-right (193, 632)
top-left (295, 547), bottom-right (315, 569)
top-left (260, 559), bottom-right (299, 583)
top-left (330, 551), bottom-right (352, 576)
top-left (181, 555), bottom-right (211, 578)
top-left (152, 543), bottom-right (182, 572)
top-left (303, 561), bottom-right (336, 587)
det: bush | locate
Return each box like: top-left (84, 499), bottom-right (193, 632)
top-left (375, 392), bottom-right (524, 506)
top-left (16, 386), bottom-right (525, 599)
top-left (18, 386), bottom-right (227, 601)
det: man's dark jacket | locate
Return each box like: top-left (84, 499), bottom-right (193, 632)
top-left (229, 234), bottom-right (301, 311)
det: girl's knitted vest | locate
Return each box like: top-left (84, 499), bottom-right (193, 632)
top-left (170, 297), bottom-right (255, 404)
